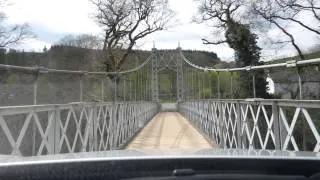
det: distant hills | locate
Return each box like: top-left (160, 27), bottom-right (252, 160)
top-left (0, 46), bottom-right (221, 71)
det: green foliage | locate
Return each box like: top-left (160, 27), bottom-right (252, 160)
top-left (224, 21), bottom-right (270, 98)
top-left (182, 50), bottom-right (220, 66)
top-left (209, 71), bottom-right (241, 99)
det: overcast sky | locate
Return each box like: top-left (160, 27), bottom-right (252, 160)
top-left (2, 0), bottom-right (320, 61)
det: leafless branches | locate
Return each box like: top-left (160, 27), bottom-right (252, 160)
top-left (0, 23), bottom-right (32, 48)
top-left (197, 0), bottom-right (320, 60)
top-left (195, 0), bottom-right (246, 45)
top-left (251, 0), bottom-right (320, 59)
top-left (90, 0), bottom-right (175, 71)
top-left (202, 38), bottom-right (228, 45)
top-left (0, 0), bottom-right (34, 48)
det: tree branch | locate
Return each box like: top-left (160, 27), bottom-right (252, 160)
top-left (202, 38), bottom-right (228, 45)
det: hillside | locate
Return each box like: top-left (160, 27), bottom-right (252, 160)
top-left (0, 46), bottom-right (221, 70)
top-left (267, 50), bottom-right (320, 64)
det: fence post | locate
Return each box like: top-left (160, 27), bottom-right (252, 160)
top-left (272, 101), bottom-right (281, 150)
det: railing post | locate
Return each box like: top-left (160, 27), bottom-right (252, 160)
top-left (252, 72), bottom-right (256, 98)
top-left (272, 101), bottom-right (281, 150)
top-left (92, 104), bottom-right (98, 151)
top-left (129, 80), bottom-right (132, 101)
top-left (297, 67), bottom-right (307, 150)
top-left (217, 72), bottom-right (221, 99)
top-left (101, 79), bottom-right (104, 102)
top-left (134, 72), bottom-right (137, 101)
top-left (198, 72), bottom-right (201, 100)
top-left (191, 70), bottom-right (194, 100)
top-left (218, 102), bottom-right (225, 148)
top-left (32, 69), bottom-right (39, 156)
top-left (123, 78), bottom-right (126, 101)
top-left (80, 74), bottom-right (84, 102)
top-left (55, 107), bottom-right (61, 153)
top-left (114, 75), bottom-right (118, 102)
top-left (33, 72), bottom-right (38, 105)
top-left (230, 72), bottom-right (233, 99)
top-left (48, 106), bottom-right (61, 154)
top-left (297, 67), bottom-right (303, 100)
top-left (208, 72), bottom-right (212, 99)
top-left (236, 101), bottom-right (242, 148)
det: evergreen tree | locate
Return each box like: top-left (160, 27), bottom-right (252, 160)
top-left (225, 21), bottom-right (270, 98)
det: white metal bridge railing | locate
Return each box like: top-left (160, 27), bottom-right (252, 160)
top-left (179, 99), bottom-right (320, 152)
top-left (0, 102), bottom-right (159, 156)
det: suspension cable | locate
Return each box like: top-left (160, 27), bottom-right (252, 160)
top-left (0, 54), bottom-right (153, 75)
top-left (179, 50), bottom-right (320, 72)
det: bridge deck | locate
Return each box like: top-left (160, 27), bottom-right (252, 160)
top-left (126, 112), bottom-right (213, 150)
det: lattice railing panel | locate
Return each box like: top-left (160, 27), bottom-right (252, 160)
top-left (179, 99), bottom-right (320, 152)
top-left (0, 102), bottom-right (159, 156)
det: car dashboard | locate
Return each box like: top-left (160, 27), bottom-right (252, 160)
top-left (1, 155), bottom-right (320, 180)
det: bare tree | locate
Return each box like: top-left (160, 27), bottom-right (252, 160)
top-left (90, 0), bottom-right (175, 72)
top-left (196, 0), bottom-right (246, 45)
top-left (0, 0), bottom-right (33, 48)
top-left (251, 0), bottom-right (320, 60)
top-left (56, 34), bottom-right (103, 49)
top-left (0, 15), bottom-right (33, 48)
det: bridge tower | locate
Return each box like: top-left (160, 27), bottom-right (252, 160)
top-left (151, 45), bottom-right (184, 103)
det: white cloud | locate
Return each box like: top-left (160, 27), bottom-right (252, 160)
top-left (21, 39), bottom-right (51, 52)
top-left (5, 0), bottom-right (100, 34)
top-left (2, 0), bottom-right (319, 61)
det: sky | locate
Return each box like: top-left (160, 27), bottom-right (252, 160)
top-left (2, 0), bottom-right (320, 62)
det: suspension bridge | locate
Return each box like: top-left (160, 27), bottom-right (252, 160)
top-left (0, 46), bottom-right (320, 156)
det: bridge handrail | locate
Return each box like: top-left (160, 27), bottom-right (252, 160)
top-left (0, 101), bottom-right (159, 156)
top-left (179, 50), bottom-right (320, 72)
top-left (184, 99), bottom-right (320, 108)
top-left (179, 99), bottom-right (320, 152)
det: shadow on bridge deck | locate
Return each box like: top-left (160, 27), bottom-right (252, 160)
top-left (126, 112), bottom-right (214, 150)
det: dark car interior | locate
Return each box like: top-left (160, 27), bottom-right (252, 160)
top-left (1, 157), bottom-right (320, 180)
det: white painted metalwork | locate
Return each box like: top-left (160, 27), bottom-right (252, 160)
top-left (179, 99), bottom-right (320, 152)
top-left (180, 51), bottom-right (320, 72)
top-left (0, 55), bottom-right (153, 76)
top-left (1, 46), bottom-right (320, 156)
top-left (0, 102), bottom-right (158, 156)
